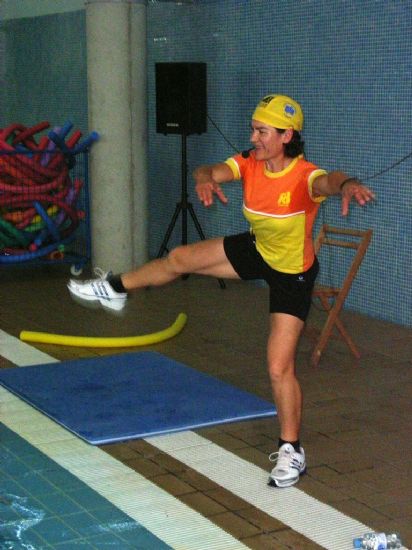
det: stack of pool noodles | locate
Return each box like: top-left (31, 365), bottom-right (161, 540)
top-left (0, 121), bottom-right (99, 263)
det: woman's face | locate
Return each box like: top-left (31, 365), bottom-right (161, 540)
top-left (250, 120), bottom-right (292, 162)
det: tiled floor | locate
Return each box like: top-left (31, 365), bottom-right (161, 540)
top-left (1, 264), bottom-right (411, 549)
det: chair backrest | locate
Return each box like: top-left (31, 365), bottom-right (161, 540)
top-left (314, 224), bottom-right (373, 305)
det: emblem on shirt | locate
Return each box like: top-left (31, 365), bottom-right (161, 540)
top-left (278, 191), bottom-right (291, 206)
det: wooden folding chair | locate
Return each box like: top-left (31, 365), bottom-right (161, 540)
top-left (309, 224), bottom-right (373, 367)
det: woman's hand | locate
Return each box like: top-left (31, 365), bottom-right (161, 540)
top-left (193, 162), bottom-right (234, 207)
top-left (313, 172), bottom-right (376, 216)
top-left (196, 181), bottom-right (228, 207)
top-left (340, 179), bottom-right (376, 216)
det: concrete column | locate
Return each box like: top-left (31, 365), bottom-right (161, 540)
top-left (85, 0), bottom-right (147, 273)
top-left (130, 1), bottom-right (148, 267)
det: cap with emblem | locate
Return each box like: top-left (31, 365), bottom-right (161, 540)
top-left (252, 94), bottom-right (303, 131)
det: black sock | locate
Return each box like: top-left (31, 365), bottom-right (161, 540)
top-left (107, 274), bottom-right (127, 293)
top-left (278, 438), bottom-right (300, 452)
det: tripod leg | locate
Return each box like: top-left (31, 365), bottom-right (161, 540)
top-left (187, 202), bottom-right (207, 240)
top-left (187, 203), bottom-right (226, 289)
top-left (156, 203), bottom-right (182, 258)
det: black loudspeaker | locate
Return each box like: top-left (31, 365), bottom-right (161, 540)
top-left (155, 62), bottom-right (207, 135)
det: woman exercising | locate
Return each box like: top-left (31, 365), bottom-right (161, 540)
top-left (68, 94), bottom-right (374, 487)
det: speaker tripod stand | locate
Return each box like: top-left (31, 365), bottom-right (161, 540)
top-left (156, 134), bottom-right (226, 289)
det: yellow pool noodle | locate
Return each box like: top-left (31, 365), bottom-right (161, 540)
top-left (20, 313), bottom-right (187, 348)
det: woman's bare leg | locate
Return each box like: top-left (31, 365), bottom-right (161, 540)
top-left (121, 237), bottom-right (239, 290)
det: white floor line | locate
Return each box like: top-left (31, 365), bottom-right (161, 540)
top-left (0, 388), bottom-right (246, 550)
top-left (1, 330), bottom-right (405, 550)
top-left (148, 432), bottom-right (376, 550)
top-left (0, 329), bottom-right (58, 366)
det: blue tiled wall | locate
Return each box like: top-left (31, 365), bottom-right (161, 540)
top-left (1, 1), bottom-right (411, 326)
top-left (147, 0), bottom-right (412, 327)
top-left (0, 11), bottom-right (88, 134)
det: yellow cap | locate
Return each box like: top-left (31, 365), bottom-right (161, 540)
top-left (252, 94), bottom-right (303, 131)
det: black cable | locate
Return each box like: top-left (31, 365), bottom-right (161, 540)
top-left (363, 149), bottom-right (412, 181)
top-left (207, 115), bottom-right (241, 153)
top-left (208, 113), bottom-right (412, 182)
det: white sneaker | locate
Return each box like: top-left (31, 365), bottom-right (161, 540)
top-left (67, 268), bottom-right (128, 312)
top-left (268, 443), bottom-right (306, 488)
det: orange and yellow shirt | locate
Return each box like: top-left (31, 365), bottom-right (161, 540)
top-left (225, 153), bottom-right (327, 274)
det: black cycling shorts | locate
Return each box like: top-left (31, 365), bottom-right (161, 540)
top-left (223, 232), bottom-right (319, 321)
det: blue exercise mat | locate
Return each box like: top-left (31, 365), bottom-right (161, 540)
top-left (0, 352), bottom-right (276, 445)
